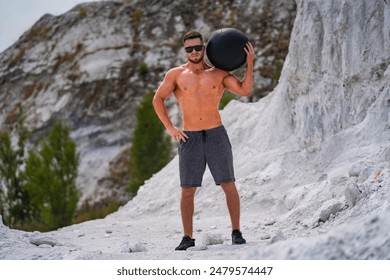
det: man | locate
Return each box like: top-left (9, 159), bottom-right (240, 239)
top-left (153, 31), bottom-right (255, 250)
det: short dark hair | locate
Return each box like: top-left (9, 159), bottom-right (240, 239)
top-left (182, 31), bottom-right (203, 44)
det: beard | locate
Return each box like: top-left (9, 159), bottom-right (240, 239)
top-left (188, 54), bottom-right (204, 64)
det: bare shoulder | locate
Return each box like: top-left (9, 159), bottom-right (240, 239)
top-left (207, 67), bottom-right (230, 79)
top-left (206, 66), bottom-right (227, 74)
top-left (165, 66), bottom-right (186, 80)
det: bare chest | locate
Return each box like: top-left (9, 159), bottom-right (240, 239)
top-left (175, 71), bottom-right (224, 97)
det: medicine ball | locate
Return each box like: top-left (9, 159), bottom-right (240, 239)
top-left (206, 28), bottom-right (249, 71)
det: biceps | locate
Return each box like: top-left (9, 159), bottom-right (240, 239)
top-left (223, 75), bottom-right (242, 94)
top-left (155, 80), bottom-right (175, 100)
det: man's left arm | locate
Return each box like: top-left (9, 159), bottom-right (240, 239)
top-left (223, 42), bottom-right (255, 96)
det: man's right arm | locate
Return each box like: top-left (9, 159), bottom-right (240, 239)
top-left (152, 69), bottom-right (188, 142)
top-left (153, 69), bottom-right (176, 129)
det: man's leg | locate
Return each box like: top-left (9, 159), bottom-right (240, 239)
top-left (220, 182), bottom-right (240, 230)
top-left (180, 187), bottom-right (197, 238)
top-left (175, 187), bottom-right (197, 250)
top-left (221, 182), bottom-right (246, 244)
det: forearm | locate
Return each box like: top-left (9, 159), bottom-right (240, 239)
top-left (225, 60), bottom-right (254, 96)
top-left (239, 41), bottom-right (255, 96)
top-left (240, 63), bottom-right (253, 96)
top-left (152, 96), bottom-right (173, 129)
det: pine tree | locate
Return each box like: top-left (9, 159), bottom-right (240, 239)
top-left (0, 131), bottom-right (16, 224)
top-left (23, 121), bottom-right (80, 230)
top-left (128, 91), bottom-right (172, 194)
top-left (0, 116), bottom-right (33, 227)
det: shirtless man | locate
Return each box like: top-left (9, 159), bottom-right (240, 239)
top-left (153, 31), bottom-right (255, 250)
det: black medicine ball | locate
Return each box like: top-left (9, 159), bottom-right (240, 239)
top-left (206, 28), bottom-right (249, 71)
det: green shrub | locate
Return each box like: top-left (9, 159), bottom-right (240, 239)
top-left (0, 115), bottom-right (33, 228)
top-left (132, 8), bottom-right (143, 25)
top-left (128, 91), bottom-right (172, 194)
top-left (23, 121), bottom-right (80, 230)
top-left (73, 198), bottom-right (122, 224)
top-left (219, 90), bottom-right (236, 110)
top-left (79, 7), bottom-right (87, 18)
top-left (138, 62), bottom-right (149, 77)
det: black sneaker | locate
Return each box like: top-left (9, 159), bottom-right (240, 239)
top-left (232, 230), bottom-right (246, 245)
top-left (175, 235), bottom-right (195, 250)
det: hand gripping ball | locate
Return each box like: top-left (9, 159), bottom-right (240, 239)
top-left (206, 28), bottom-right (249, 71)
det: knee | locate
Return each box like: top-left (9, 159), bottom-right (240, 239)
top-left (221, 182), bottom-right (237, 192)
top-left (181, 187), bottom-right (196, 201)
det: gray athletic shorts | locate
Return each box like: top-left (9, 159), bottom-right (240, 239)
top-left (178, 125), bottom-right (235, 187)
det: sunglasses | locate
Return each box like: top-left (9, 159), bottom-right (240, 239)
top-left (185, 45), bottom-right (204, 53)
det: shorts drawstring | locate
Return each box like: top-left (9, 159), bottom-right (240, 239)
top-left (201, 130), bottom-right (206, 142)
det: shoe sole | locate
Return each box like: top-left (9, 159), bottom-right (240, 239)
top-left (232, 241), bottom-right (247, 245)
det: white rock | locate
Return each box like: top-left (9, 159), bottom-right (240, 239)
top-left (29, 232), bottom-right (60, 247)
top-left (345, 183), bottom-right (362, 208)
top-left (319, 200), bottom-right (344, 222)
top-left (265, 220), bottom-right (276, 226)
top-left (202, 233), bottom-right (224, 245)
top-left (260, 234), bottom-right (271, 240)
top-left (120, 241), bottom-right (147, 253)
top-left (268, 231), bottom-right (286, 245)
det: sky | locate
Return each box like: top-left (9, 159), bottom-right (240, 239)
top-left (0, 0), bottom-right (100, 53)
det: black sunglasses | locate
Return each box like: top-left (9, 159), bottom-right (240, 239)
top-left (185, 45), bottom-right (204, 53)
